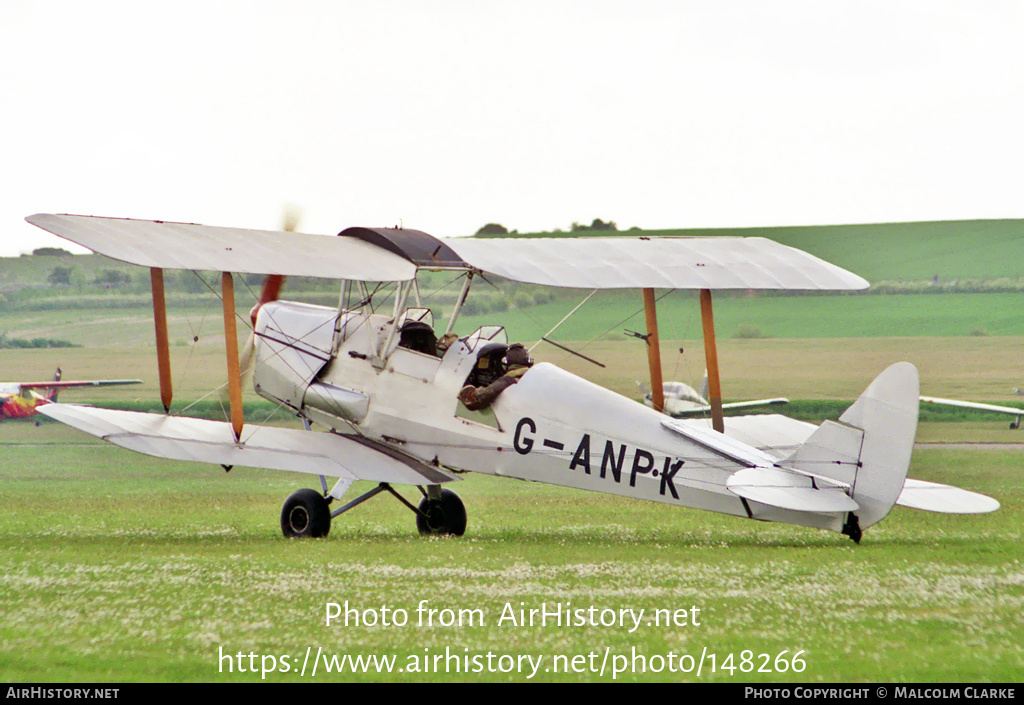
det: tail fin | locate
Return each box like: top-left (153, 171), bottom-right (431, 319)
top-left (785, 362), bottom-right (919, 540)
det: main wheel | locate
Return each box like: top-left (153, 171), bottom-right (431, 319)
top-left (281, 488), bottom-right (331, 538)
top-left (416, 488), bottom-right (467, 536)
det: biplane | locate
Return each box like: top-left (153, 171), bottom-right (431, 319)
top-left (0, 367), bottom-right (141, 422)
top-left (26, 214), bottom-right (1000, 543)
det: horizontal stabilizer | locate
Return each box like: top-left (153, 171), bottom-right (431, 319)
top-left (718, 414), bottom-right (818, 460)
top-left (661, 417), bottom-right (779, 468)
top-left (897, 479), bottom-right (1000, 514)
top-left (727, 466), bottom-right (859, 513)
top-left (38, 404), bottom-right (458, 486)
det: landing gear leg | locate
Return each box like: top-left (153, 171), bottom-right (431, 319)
top-left (416, 486), bottom-right (467, 536)
top-left (315, 482), bottom-right (467, 537)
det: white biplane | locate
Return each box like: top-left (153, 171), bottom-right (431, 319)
top-left (26, 214), bottom-right (1000, 543)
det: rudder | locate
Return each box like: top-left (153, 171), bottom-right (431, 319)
top-left (841, 361), bottom-right (919, 533)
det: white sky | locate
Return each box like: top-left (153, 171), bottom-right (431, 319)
top-left (3, 0), bottom-right (1023, 256)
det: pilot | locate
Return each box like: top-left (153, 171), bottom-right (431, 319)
top-left (436, 332), bottom-right (459, 356)
top-left (398, 320), bottom-right (438, 356)
top-left (458, 343), bottom-right (534, 411)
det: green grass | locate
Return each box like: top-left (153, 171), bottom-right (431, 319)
top-left (1, 224), bottom-right (1022, 682)
top-left (0, 425), bottom-right (1020, 683)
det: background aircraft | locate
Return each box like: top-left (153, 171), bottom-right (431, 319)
top-left (0, 368), bottom-right (141, 422)
top-left (639, 375), bottom-right (788, 418)
top-left (920, 390), bottom-right (1023, 429)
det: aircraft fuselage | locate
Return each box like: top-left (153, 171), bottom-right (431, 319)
top-left (252, 300), bottom-right (840, 532)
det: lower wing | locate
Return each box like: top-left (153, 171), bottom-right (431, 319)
top-left (39, 404), bottom-right (458, 485)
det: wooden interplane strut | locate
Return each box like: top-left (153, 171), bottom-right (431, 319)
top-left (699, 289), bottom-right (725, 433)
top-left (149, 267), bottom-right (173, 413)
top-left (642, 288), bottom-right (664, 413)
top-left (221, 272), bottom-right (245, 441)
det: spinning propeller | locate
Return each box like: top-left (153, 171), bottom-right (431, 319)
top-left (238, 206), bottom-right (301, 382)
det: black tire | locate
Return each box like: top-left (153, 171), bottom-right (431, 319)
top-left (416, 488), bottom-right (467, 536)
top-left (281, 488), bottom-right (331, 538)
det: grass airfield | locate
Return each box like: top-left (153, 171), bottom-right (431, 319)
top-left (2, 238), bottom-right (1022, 682)
top-left (1, 334), bottom-right (1022, 682)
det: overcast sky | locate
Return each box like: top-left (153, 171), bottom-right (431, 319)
top-left (3, 1), bottom-right (1023, 256)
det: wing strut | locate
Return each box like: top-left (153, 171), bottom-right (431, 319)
top-left (221, 272), bottom-right (244, 442)
top-left (699, 289), bottom-right (724, 433)
top-left (149, 267), bottom-right (173, 412)
top-left (642, 288), bottom-right (665, 413)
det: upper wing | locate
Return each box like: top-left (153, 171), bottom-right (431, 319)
top-left (920, 396), bottom-right (1023, 417)
top-left (28, 215), bottom-right (866, 290)
top-left (444, 237), bottom-right (869, 290)
top-left (38, 404), bottom-right (459, 485)
top-left (26, 214), bottom-right (417, 281)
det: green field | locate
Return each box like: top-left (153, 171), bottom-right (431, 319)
top-left (458, 290), bottom-right (1024, 340)
top-left (1, 222), bottom-right (1022, 683)
top-left (1, 334), bottom-right (1021, 683)
top-left (0, 424), bottom-right (1020, 683)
